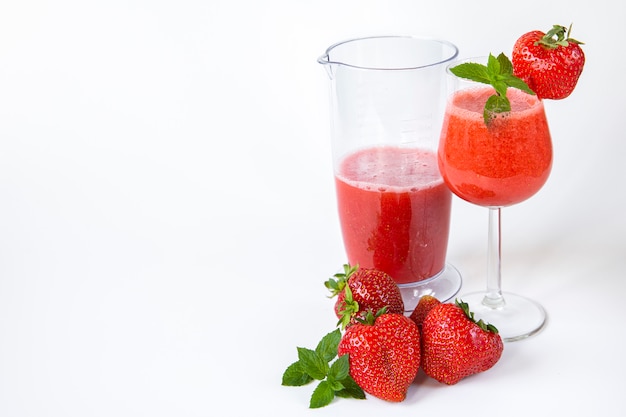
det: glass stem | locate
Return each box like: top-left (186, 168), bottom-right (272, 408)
top-left (483, 207), bottom-right (505, 308)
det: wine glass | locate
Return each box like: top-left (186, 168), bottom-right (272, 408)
top-left (438, 57), bottom-right (552, 342)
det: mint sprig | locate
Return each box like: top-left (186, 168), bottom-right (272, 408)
top-left (450, 53), bottom-right (535, 125)
top-left (281, 329), bottom-right (366, 408)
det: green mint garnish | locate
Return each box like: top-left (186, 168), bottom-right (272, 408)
top-left (449, 53), bottom-right (535, 125)
top-left (297, 347), bottom-right (329, 380)
top-left (281, 329), bottom-right (366, 408)
top-left (315, 325), bottom-right (343, 362)
top-left (282, 360), bottom-right (314, 386)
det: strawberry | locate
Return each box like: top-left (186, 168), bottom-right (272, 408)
top-left (421, 300), bottom-right (503, 385)
top-left (512, 24), bottom-right (585, 100)
top-left (408, 295), bottom-right (441, 329)
top-left (325, 264), bottom-right (404, 328)
top-left (338, 308), bottom-right (420, 402)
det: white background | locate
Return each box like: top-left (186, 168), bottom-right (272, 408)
top-left (0, 1), bottom-right (624, 416)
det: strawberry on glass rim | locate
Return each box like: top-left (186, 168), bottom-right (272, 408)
top-left (512, 24), bottom-right (585, 100)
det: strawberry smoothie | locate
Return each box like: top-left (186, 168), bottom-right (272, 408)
top-left (438, 87), bottom-right (552, 207)
top-left (335, 146), bottom-right (451, 284)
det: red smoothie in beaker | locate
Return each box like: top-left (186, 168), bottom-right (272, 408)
top-left (335, 146), bottom-right (451, 284)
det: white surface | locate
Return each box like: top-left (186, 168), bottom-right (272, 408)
top-left (0, 1), bottom-right (624, 416)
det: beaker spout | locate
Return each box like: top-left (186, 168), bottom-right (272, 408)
top-left (317, 53), bottom-right (334, 79)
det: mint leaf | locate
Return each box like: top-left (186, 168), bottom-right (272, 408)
top-left (315, 329), bottom-right (341, 363)
top-left (449, 62), bottom-right (490, 84)
top-left (492, 80), bottom-right (508, 98)
top-left (487, 53), bottom-right (501, 75)
top-left (282, 361), bottom-right (314, 386)
top-left (283, 330), bottom-right (367, 408)
top-left (297, 347), bottom-right (328, 380)
top-left (484, 95), bottom-right (511, 125)
top-left (501, 73), bottom-right (535, 95)
top-left (326, 378), bottom-right (345, 392)
top-left (449, 52), bottom-right (535, 126)
top-left (335, 375), bottom-right (366, 399)
top-left (327, 354), bottom-right (349, 382)
top-left (310, 380), bottom-right (335, 409)
top-left (495, 52), bottom-right (512, 74)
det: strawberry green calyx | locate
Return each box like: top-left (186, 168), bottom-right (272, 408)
top-left (325, 264), bottom-right (361, 329)
top-left (336, 284), bottom-right (360, 329)
top-left (536, 24), bottom-right (584, 49)
top-left (324, 263), bottom-right (359, 297)
top-left (450, 53), bottom-right (535, 126)
top-left (455, 299), bottom-right (499, 334)
top-left (354, 306), bottom-right (388, 326)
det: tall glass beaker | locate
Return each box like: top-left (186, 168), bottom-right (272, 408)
top-left (318, 36), bottom-right (462, 311)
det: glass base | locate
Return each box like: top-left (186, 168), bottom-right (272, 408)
top-left (397, 263), bottom-right (462, 313)
top-left (459, 291), bottom-right (547, 342)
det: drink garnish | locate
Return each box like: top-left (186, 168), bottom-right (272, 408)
top-left (450, 53), bottom-right (535, 125)
top-left (511, 24), bottom-right (585, 100)
top-left (282, 328), bottom-right (366, 408)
